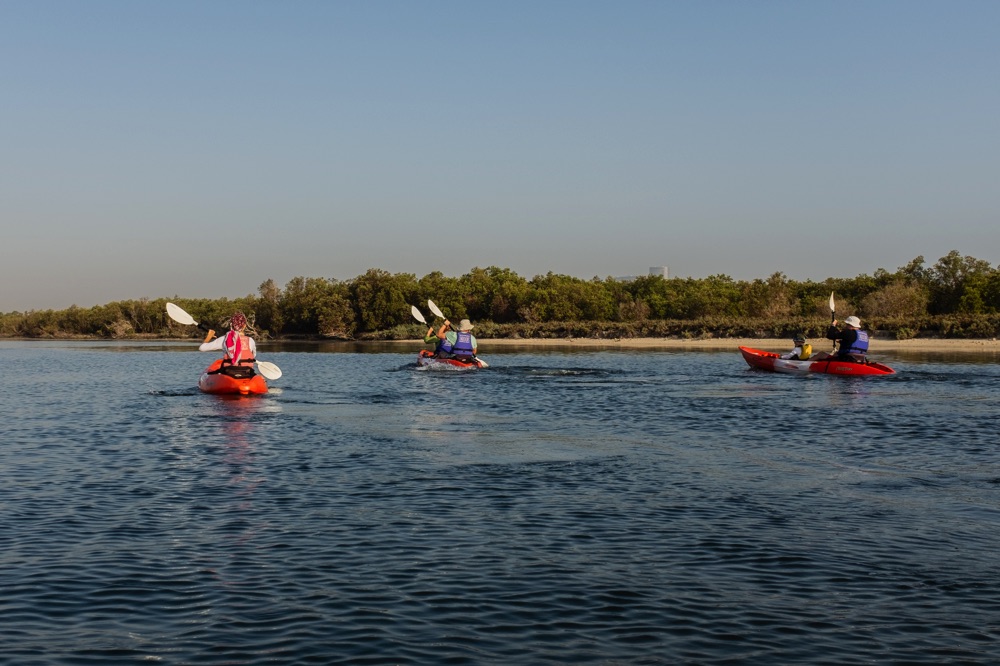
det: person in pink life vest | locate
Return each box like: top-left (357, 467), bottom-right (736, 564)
top-left (199, 311), bottom-right (257, 372)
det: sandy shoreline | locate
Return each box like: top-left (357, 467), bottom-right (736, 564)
top-left (470, 337), bottom-right (1000, 352)
top-left (6, 335), bottom-right (998, 353)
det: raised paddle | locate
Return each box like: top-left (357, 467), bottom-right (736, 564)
top-left (426, 300), bottom-right (489, 368)
top-left (427, 299), bottom-right (446, 320)
top-left (165, 303), bottom-right (282, 380)
top-left (410, 305), bottom-right (428, 325)
top-left (829, 291), bottom-right (836, 351)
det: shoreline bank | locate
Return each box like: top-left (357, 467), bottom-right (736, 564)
top-left (472, 337), bottom-right (1000, 352)
top-left (4, 336), bottom-right (999, 353)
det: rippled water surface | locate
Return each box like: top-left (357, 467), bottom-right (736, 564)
top-left (2, 341), bottom-right (999, 664)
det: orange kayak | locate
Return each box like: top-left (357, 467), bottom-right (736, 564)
top-left (198, 358), bottom-right (268, 395)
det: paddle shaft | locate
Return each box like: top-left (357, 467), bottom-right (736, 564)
top-left (829, 292), bottom-right (836, 351)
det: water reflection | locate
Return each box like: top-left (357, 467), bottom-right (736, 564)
top-left (213, 398), bottom-right (263, 512)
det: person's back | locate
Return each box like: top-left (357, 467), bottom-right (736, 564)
top-left (827, 316), bottom-right (868, 361)
top-left (442, 318), bottom-right (477, 360)
top-left (199, 311), bottom-right (257, 376)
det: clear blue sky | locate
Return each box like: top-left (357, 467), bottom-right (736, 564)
top-left (2, 1), bottom-right (998, 311)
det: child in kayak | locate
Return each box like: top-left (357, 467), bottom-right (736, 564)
top-left (781, 334), bottom-right (812, 360)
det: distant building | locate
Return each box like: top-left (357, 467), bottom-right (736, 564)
top-left (614, 266), bottom-right (669, 281)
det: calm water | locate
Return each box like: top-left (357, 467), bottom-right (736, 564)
top-left (2, 341), bottom-right (999, 665)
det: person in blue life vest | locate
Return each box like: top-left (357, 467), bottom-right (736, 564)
top-left (780, 334), bottom-right (812, 360)
top-left (826, 315), bottom-right (869, 362)
top-left (435, 318), bottom-right (478, 361)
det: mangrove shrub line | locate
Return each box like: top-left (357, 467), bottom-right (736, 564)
top-left (3, 251), bottom-right (999, 341)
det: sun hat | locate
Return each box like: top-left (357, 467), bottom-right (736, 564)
top-left (793, 333), bottom-right (806, 343)
top-left (457, 319), bottom-right (474, 331)
top-left (843, 316), bottom-right (861, 328)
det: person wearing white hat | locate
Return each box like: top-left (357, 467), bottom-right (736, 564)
top-left (434, 318), bottom-right (478, 361)
top-left (826, 315), bottom-right (869, 362)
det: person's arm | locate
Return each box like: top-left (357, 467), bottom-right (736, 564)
top-left (198, 332), bottom-right (224, 352)
top-left (423, 327), bottom-right (438, 344)
top-left (436, 320), bottom-right (452, 340)
top-left (780, 345), bottom-right (800, 359)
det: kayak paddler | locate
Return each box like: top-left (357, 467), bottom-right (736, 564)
top-left (199, 311), bottom-right (258, 375)
top-left (435, 318), bottom-right (478, 362)
top-left (780, 334), bottom-right (812, 360)
top-left (826, 315), bottom-right (869, 362)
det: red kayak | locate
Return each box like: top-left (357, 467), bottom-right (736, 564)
top-left (198, 359), bottom-right (269, 395)
top-left (416, 349), bottom-right (486, 370)
top-left (739, 346), bottom-right (895, 376)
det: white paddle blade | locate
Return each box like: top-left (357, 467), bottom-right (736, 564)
top-left (256, 361), bottom-right (282, 380)
top-left (829, 292), bottom-right (835, 312)
top-left (427, 300), bottom-right (445, 319)
top-left (166, 302), bottom-right (198, 326)
top-left (410, 305), bottom-right (427, 324)
top-left (476, 357), bottom-right (489, 368)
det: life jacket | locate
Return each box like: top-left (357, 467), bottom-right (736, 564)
top-left (437, 334), bottom-right (454, 355)
top-left (842, 330), bottom-right (869, 355)
top-left (223, 331), bottom-right (255, 366)
top-left (451, 331), bottom-right (475, 358)
top-left (799, 343), bottom-right (812, 360)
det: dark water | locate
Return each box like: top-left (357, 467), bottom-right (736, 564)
top-left (2, 341), bottom-right (999, 665)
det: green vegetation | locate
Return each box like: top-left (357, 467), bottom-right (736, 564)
top-left (3, 251), bottom-right (999, 341)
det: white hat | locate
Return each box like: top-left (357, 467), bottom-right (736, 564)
top-left (844, 316), bottom-right (861, 328)
top-left (457, 319), bottom-right (474, 331)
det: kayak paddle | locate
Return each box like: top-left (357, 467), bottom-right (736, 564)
top-left (829, 291), bottom-right (836, 351)
top-left (427, 299), bottom-right (446, 320)
top-left (165, 302), bottom-right (282, 380)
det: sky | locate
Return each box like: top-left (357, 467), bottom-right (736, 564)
top-left (2, 1), bottom-right (999, 311)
